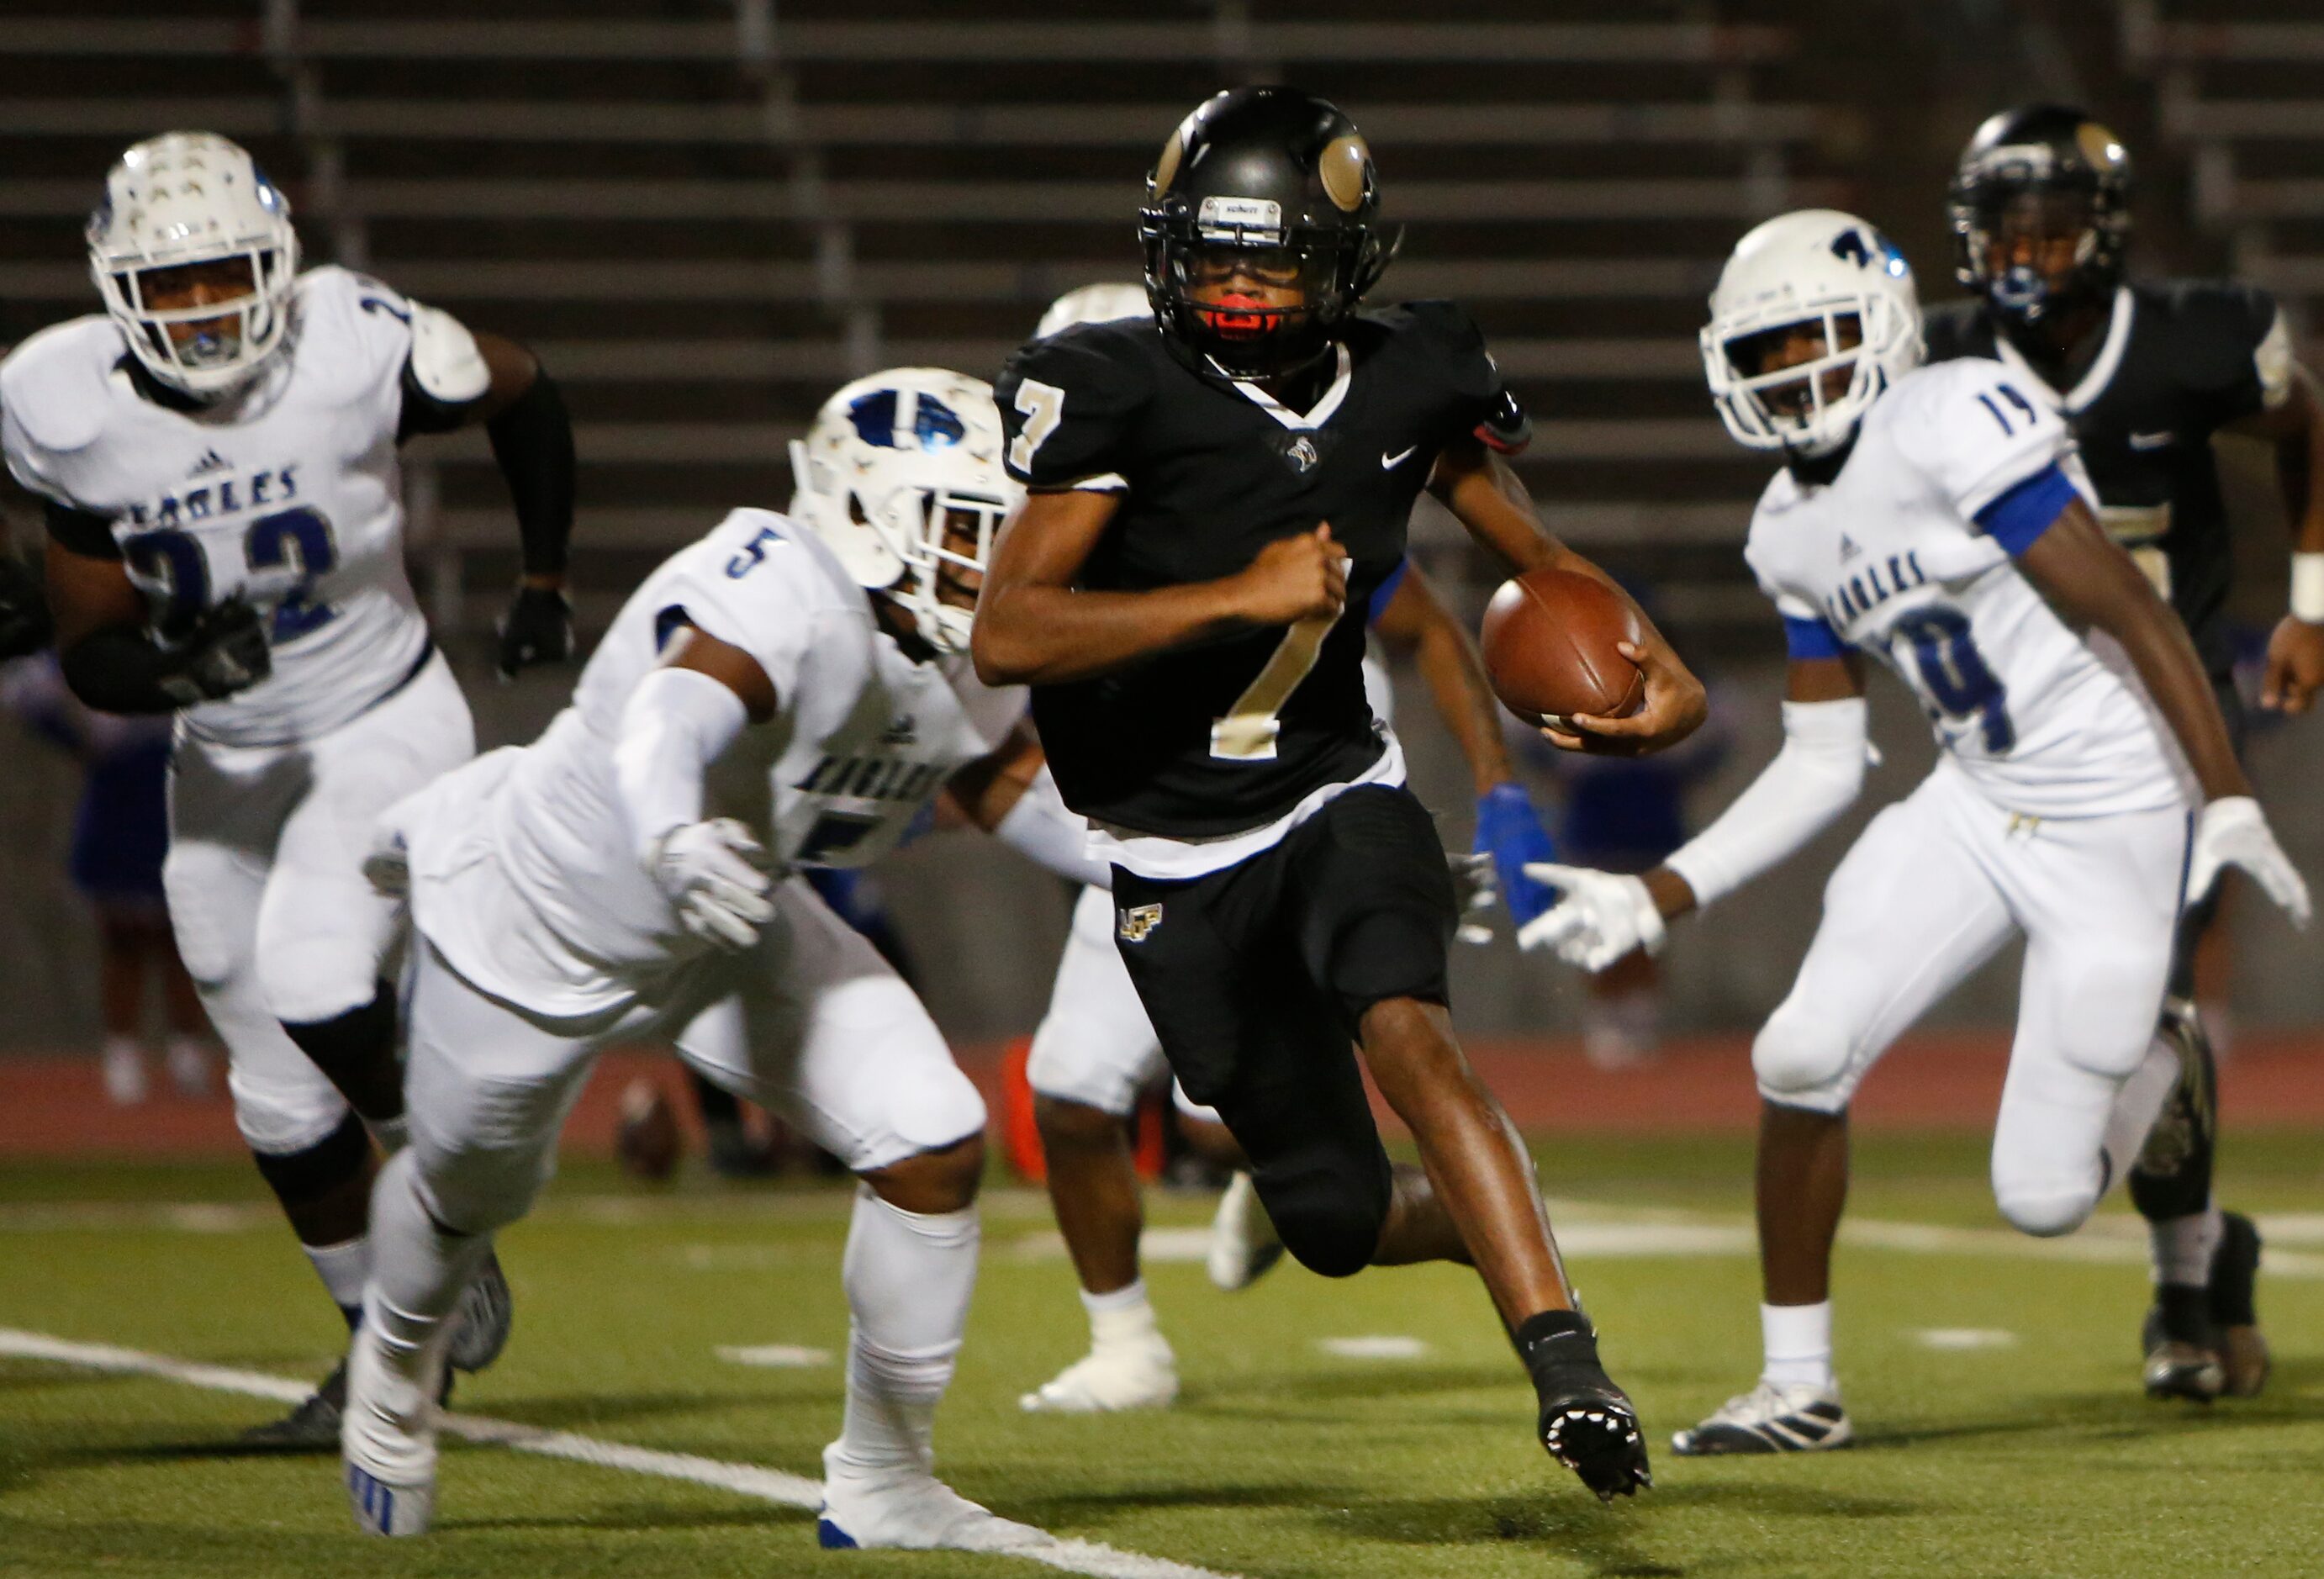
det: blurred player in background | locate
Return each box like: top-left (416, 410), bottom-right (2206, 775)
top-left (1927, 104), bottom-right (2324, 1400)
top-left (979, 88), bottom-right (1705, 1501)
top-left (2, 651), bottom-right (209, 1103)
top-left (2, 133), bottom-right (573, 1444)
top-left (1013, 283), bottom-right (1561, 1416)
top-left (346, 370), bottom-right (1107, 1551)
top-left (1528, 209), bottom-right (2308, 1454)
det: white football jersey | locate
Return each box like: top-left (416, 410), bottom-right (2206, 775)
top-left (403, 508), bottom-right (1024, 1015)
top-left (1745, 357), bottom-right (2187, 818)
top-left (2, 266), bottom-right (440, 747)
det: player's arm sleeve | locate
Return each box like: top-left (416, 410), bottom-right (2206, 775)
top-left (994, 334), bottom-right (1144, 492)
top-left (992, 763), bottom-right (1112, 889)
top-left (1408, 299), bottom-right (1533, 454)
top-left (1661, 690), bottom-right (1869, 909)
top-left (613, 665), bottom-right (749, 858)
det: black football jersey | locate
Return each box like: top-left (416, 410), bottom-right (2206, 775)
top-left (1923, 279), bottom-right (2284, 679)
top-left (995, 301), bottom-right (1524, 838)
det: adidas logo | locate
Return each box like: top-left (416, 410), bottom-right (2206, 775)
top-left (188, 449), bottom-right (231, 478)
top-left (878, 713), bottom-right (917, 747)
top-left (1838, 533), bottom-right (1862, 562)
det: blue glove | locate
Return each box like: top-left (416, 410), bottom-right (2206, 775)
top-left (1474, 782), bottom-right (1558, 929)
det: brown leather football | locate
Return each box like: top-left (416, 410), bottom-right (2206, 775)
top-left (615, 1079), bottom-right (684, 1183)
top-left (1478, 568), bottom-right (1646, 726)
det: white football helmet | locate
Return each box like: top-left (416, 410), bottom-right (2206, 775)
top-left (87, 132), bottom-right (301, 399)
top-left (788, 368), bottom-right (1021, 656)
top-left (1035, 282), bottom-right (1151, 339)
top-left (1701, 209), bottom-right (1923, 459)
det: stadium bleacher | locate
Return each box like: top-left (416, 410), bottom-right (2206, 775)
top-left (0, 2), bottom-right (1854, 637)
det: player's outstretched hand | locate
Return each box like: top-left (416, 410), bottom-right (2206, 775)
top-left (649, 818), bottom-right (776, 951)
top-left (1552, 638), bottom-right (1708, 757)
top-left (2189, 796), bottom-right (2311, 929)
top-left (1236, 523), bottom-right (1348, 626)
top-left (2260, 615), bottom-right (2324, 716)
top-left (160, 596), bottom-right (272, 705)
top-left (497, 583), bottom-right (574, 679)
top-left (1515, 862), bottom-right (1666, 971)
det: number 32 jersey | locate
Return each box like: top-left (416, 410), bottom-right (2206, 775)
top-left (2, 266), bottom-right (439, 747)
top-left (1746, 358), bottom-right (2186, 818)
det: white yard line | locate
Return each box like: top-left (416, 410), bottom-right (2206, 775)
top-left (0, 1328), bottom-right (1240, 1579)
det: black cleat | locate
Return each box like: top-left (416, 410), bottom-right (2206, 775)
top-left (2128, 999), bottom-right (2216, 1220)
top-left (1517, 1311), bottom-right (1651, 1502)
top-left (2210, 1211), bottom-right (2269, 1397)
top-left (446, 1249), bottom-right (514, 1374)
top-left (240, 1359), bottom-right (347, 1450)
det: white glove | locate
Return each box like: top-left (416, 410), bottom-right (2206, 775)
top-left (1515, 862), bottom-right (1667, 972)
top-left (2189, 796), bottom-right (2311, 929)
top-left (648, 818), bottom-right (776, 951)
top-left (1450, 851), bottom-right (1497, 945)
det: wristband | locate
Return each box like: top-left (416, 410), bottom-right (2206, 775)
top-left (2291, 552), bottom-right (2324, 625)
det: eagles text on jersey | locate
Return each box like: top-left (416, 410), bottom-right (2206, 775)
top-left (995, 299), bottom-right (1528, 839)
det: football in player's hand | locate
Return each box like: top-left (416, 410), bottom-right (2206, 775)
top-left (1479, 569), bottom-right (1645, 726)
top-left (615, 1080), bottom-right (683, 1182)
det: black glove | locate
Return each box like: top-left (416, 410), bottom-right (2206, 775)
top-left (159, 597), bottom-right (272, 705)
top-left (496, 584), bottom-right (573, 679)
top-left (0, 552), bottom-right (53, 659)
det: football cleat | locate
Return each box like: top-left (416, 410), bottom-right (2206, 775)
top-left (1206, 1171), bottom-right (1286, 1291)
top-left (2128, 1000), bottom-right (2216, 1222)
top-left (240, 1360), bottom-right (346, 1450)
top-left (2211, 1211), bottom-right (2269, 1398)
top-left (2142, 1339), bottom-right (2224, 1404)
top-left (445, 1249), bottom-right (513, 1375)
top-left (341, 1319), bottom-right (443, 1538)
top-left (1017, 1340), bottom-right (1179, 1413)
top-left (1519, 1312), bottom-right (1651, 1500)
top-left (1672, 1380), bottom-right (1852, 1456)
top-left (816, 1452), bottom-right (1048, 1553)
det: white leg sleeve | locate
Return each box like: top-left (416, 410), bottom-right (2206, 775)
top-left (831, 1187), bottom-right (980, 1476)
top-left (1025, 885), bottom-right (1169, 1117)
top-left (364, 1147), bottom-right (497, 1383)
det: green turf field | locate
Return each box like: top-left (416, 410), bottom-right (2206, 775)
top-left (4, 1133), bottom-right (2322, 1578)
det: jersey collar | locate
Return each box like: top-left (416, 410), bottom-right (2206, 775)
top-left (1991, 286), bottom-right (2135, 415)
top-left (1212, 343), bottom-right (1354, 432)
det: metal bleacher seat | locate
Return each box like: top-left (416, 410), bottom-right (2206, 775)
top-left (2126, 0), bottom-right (2324, 332)
top-left (0, 2), bottom-right (1839, 636)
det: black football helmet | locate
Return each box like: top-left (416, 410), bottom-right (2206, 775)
top-left (1948, 103), bottom-right (2132, 325)
top-left (1138, 87), bottom-right (1397, 379)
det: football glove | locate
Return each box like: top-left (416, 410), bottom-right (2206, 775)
top-left (496, 584), bottom-right (573, 679)
top-left (1474, 782), bottom-right (1558, 932)
top-left (648, 818), bottom-right (775, 951)
top-left (157, 597), bottom-right (272, 705)
top-left (1516, 862), bottom-right (1666, 972)
top-left (2188, 796), bottom-right (2310, 929)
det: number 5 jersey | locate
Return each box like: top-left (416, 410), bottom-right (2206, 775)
top-left (1747, 356), bottom-right (2188, 818)
top-left (3, 265), bottom-right (441, 747)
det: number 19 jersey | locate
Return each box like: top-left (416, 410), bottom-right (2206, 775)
top-left (1746, 357), bottom-right (2187, 819)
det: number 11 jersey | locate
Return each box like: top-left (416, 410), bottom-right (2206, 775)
top-left (995, 301), bottom-right (1524, 845)
top-left (1747, 357), bottom-right (2187, 819)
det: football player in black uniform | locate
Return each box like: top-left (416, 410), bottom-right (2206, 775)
top-left (1930, 104), bottom-right (2324, 1402)
top-left (976, 87), bottom-right (1707, 1502)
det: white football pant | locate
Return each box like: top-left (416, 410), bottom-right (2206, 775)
top-left (1026, 883), bottom-right (1223, 1123)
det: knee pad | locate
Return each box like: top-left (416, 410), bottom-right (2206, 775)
top-left (250, 1109), bottom-right (372, 1211)
top-left (257, 927), bottom-right (389, 1026)
top-left (1025, 1011), bottom-right (1149, 1117)
top-left (1751, 1004), bottom-right (1859, 1114)
top-left (415, 1131), bottom-right (558, 1238)
top-left (1252, 1149), bottom-right (1392, 1280)
top-left (227, 1048), bottom-right (353, 1155)
top-left (1993, 1161), bottom-right (2104, 1238)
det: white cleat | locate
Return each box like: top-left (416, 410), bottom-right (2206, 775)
top-left (341, 1320), bottom-right (442, 1537)
top-left (101, 1043), bottom-right (147, 1106)
top-left (1672, 1378), bottom-right (1852, 1456)
top-left (816, 1453), bottom-right (1048, 1553)
top-left (1206, 1171), bottom-right (1285, 1291)
top-left (1018, 1341), bottom-right (1179, 1413)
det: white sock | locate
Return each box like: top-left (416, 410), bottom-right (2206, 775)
top-left (2100, 1033), bottom-right (2182, 1190)
top-left (305, 1234), bottom-right (372, 1329)
top-left (1761, 1300), bottom-right (1835, 1391)
top-left (365, 1149), bottom-right (494, 1368)
top-left (2151, 1201), bottom-right (2224, 1289)
top-left (1080, 1278), bottom-right (1162, 1355)
top-left (832, 1187), bottom-right (979, 1478)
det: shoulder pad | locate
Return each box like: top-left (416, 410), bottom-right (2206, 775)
top-left (0, 317), bottom-right (126, 457)
top-left (408, 304), bottom-right (491, 404)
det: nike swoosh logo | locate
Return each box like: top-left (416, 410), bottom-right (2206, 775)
top-left (1381, 445), bottom-right (1417, 469)
top-left (2128, 430), bottom-right (2175, 451)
